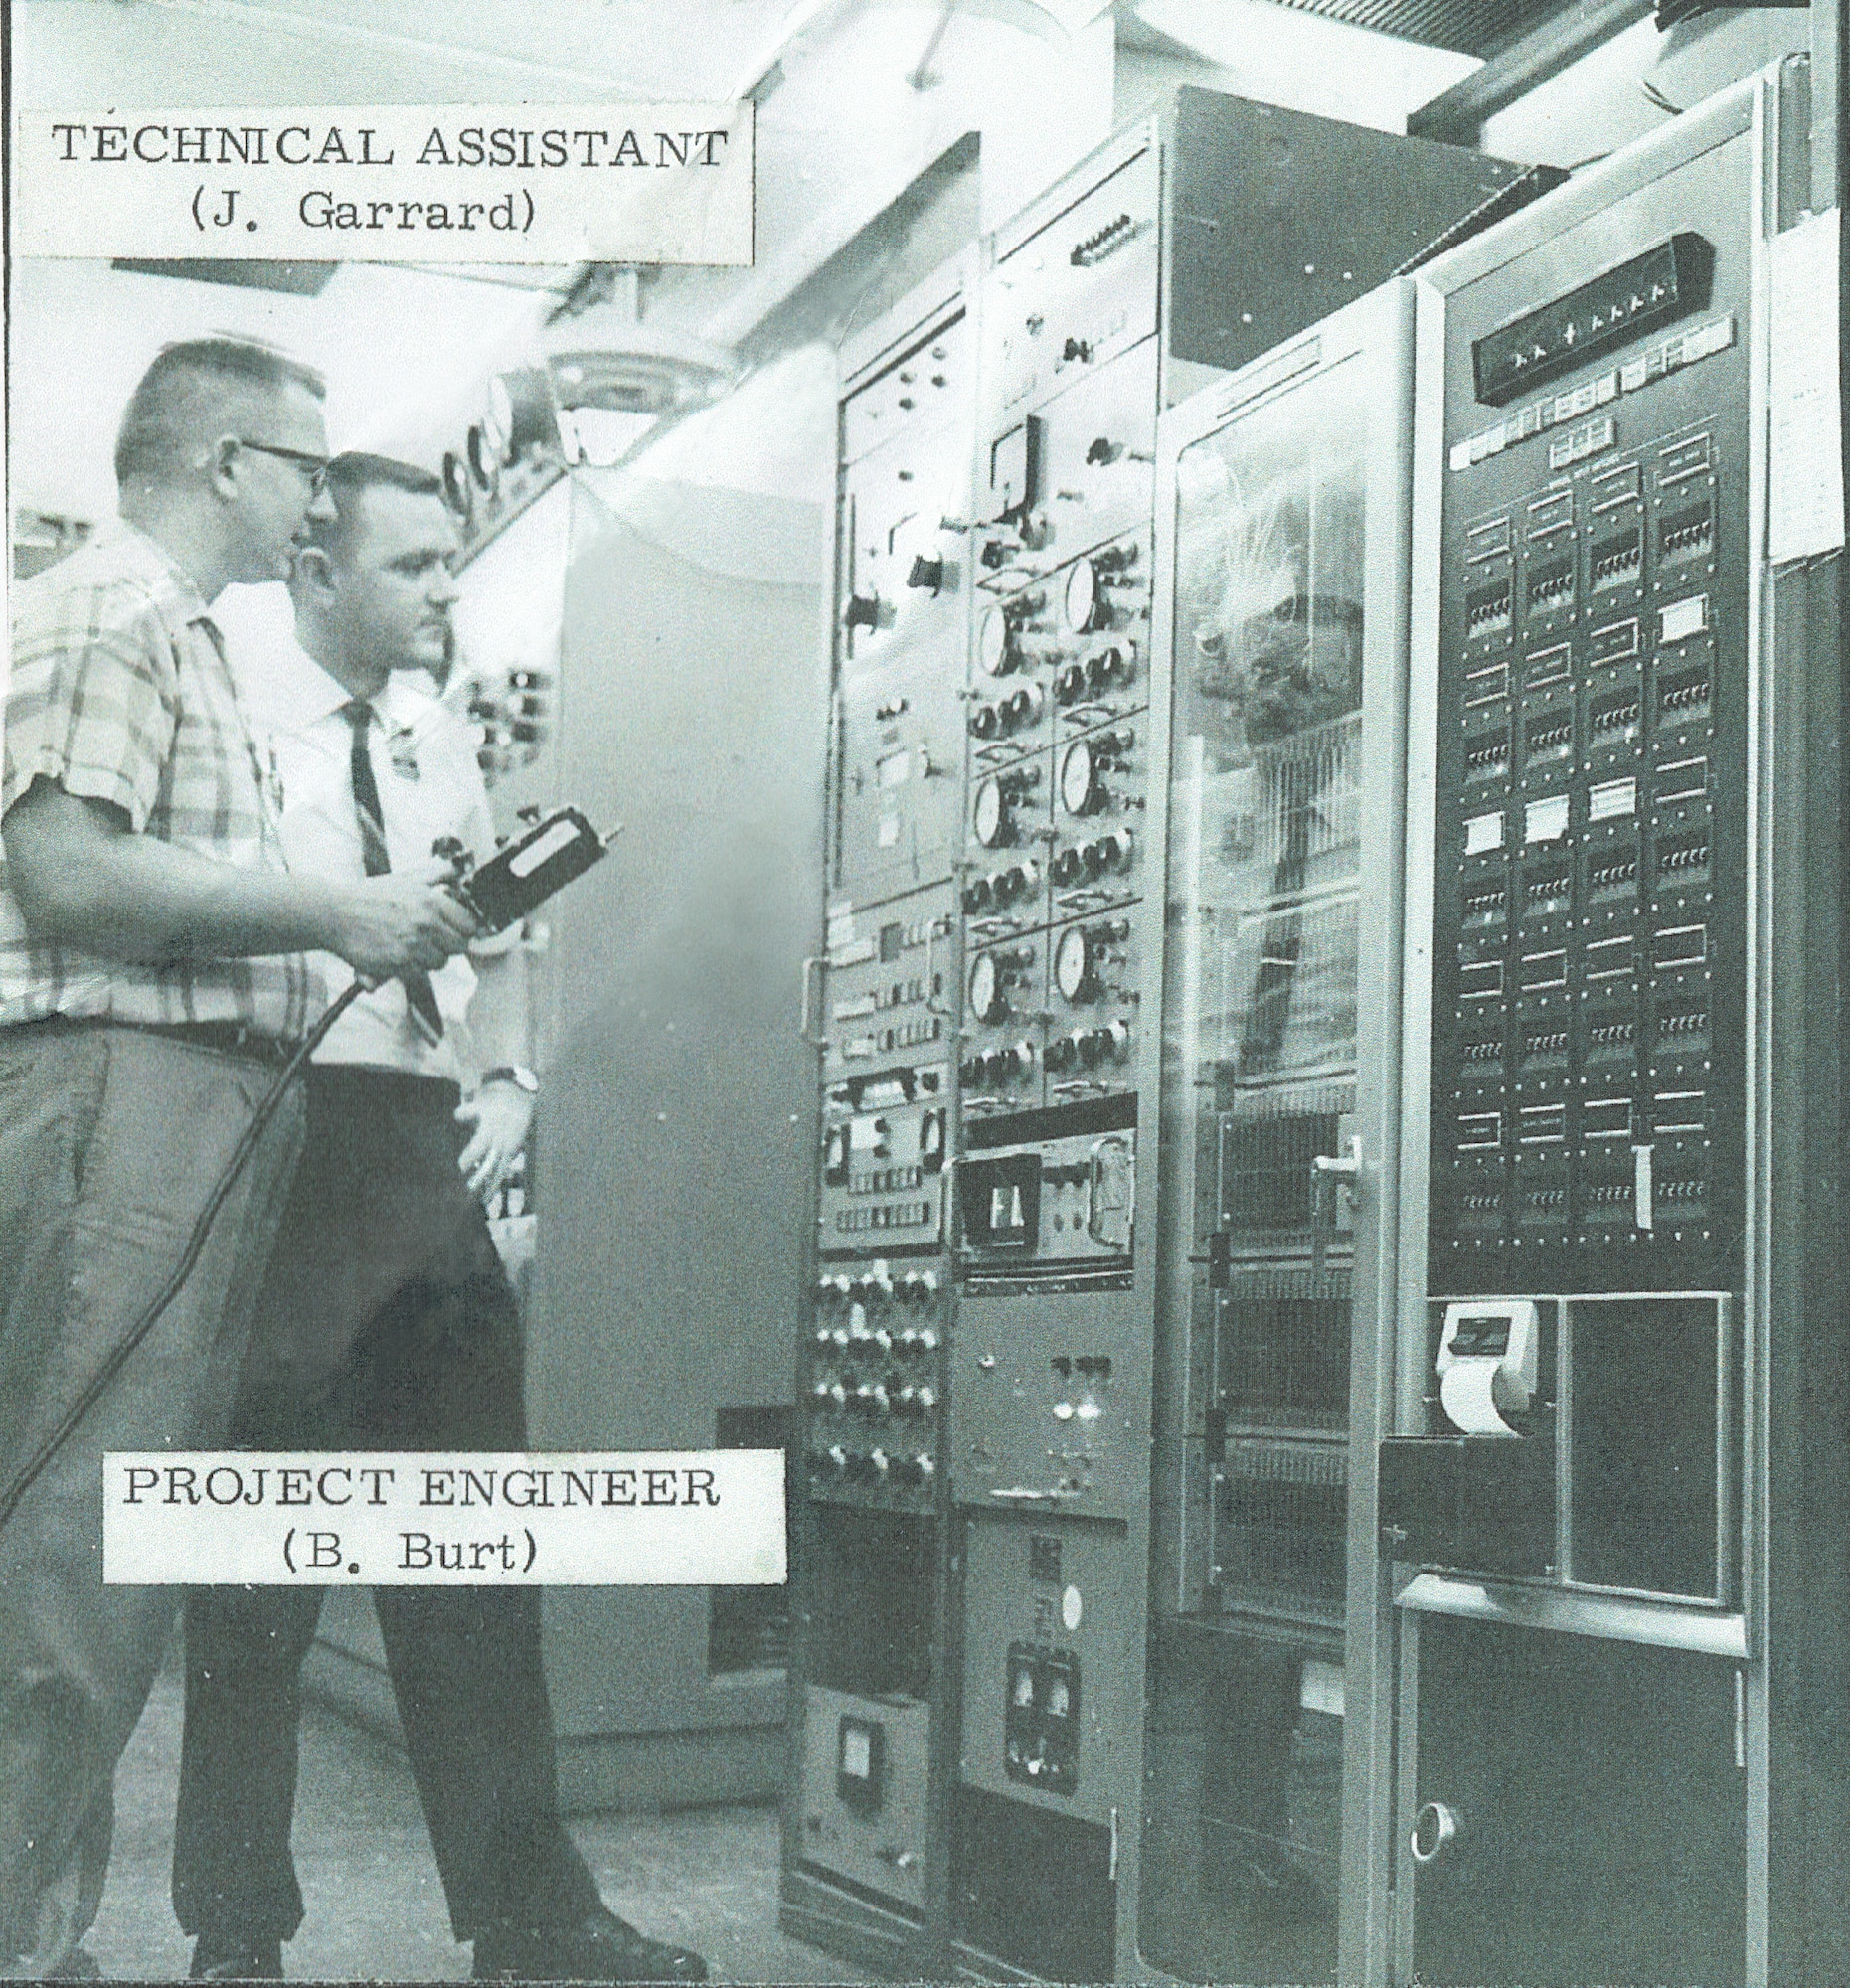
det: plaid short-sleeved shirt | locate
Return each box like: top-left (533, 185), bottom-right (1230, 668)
top-left (1, 526), bottom-right (320, 1035)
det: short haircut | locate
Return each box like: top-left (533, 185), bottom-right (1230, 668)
top-left (296, 452), bottom-right (447, 565)
top-left (113, 337), bottom-right (327, 486)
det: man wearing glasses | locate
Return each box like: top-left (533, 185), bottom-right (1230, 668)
top-left (0, 339), bottom-right (479, 1976)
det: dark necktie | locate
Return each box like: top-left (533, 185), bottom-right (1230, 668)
top-left (343, 699), bottom-right (444, 1044)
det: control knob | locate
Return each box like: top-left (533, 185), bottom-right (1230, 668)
top-left (962, 874), bottom-right (995, 915)
top-left (968, 700), bottom-right (1000, 741)
top-left (1054, 659), bottom-right (1089, 706)
top-left (990, 858), bottom-right (1042, 908)
top-left (1001, 682), bottom-right (1046, 731)
top-left (1088, 644), bottom-right (1133, 691)
top-left (1076, 1020), bottom-right (1133, 1068)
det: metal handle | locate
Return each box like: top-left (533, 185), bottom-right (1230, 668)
top-left (925, 917), bottom-right (950, 1018)
top-left (799, 955), bottom-right (825, 1046)
top-left (1312, 1133), bottom-right (1363, 1179)
top-left (1410, 1800), bottom-right (1459, 1867)
top-left (1309, 1134), bottom-right (1362, 1279)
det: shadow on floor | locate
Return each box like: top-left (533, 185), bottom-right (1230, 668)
top-left (90, 1656), bottom-right (865, 1984)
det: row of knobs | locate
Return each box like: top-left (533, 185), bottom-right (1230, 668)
top-left (812, 1370), bottom-right (939, 1416)
top-left (1055, 645), bottom-right (1135, 705)
top-left (964, 858), bottom-right (1041, 915)
top-left (960, 1021), bottom-right (1132, 1088)
top-left (970, 681), bottom-right (1045, 740)
top-left (970, 652), bottom-right (1137, 740)
top-left (815, 1267), bottom-right (939, 1306)
top-left (813, 1313), bottom-right (939, 1356)
top-left (1051, 828), bottom-right (1135, 886)
top-left (965, 830), bottom-right (1134, 911)
top-left (810, 1446), bottom-right (936, 1486)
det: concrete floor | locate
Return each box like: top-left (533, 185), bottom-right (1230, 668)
top-left (84, 1655), bottom-right (865, 1984)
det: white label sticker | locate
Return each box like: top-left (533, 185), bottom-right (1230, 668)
top-left (1660, 594), bottom-right (1709, 644)
top-left (1769, 208), bottom-right (1846, 565)
top-left (1062, 1583), bottom-right (1083, 1631)
top-left (1300, 1658), bottom-right (1345, 1718)
top-left (1589, 777), bottom-right (1637, 822)
top-left (1465, 810), bottom-right (1505, 855)
top-left (1525, 794), bottom-right (1570, 843)
top-left (1634, 1145), bottom-right (1655, 1232)
top-left (877, 814), bottom-right (901, 848)
top-left (507, 817), bottom-right (581, 877)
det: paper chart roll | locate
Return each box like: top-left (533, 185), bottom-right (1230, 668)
top-left (1439, 1360), bottom-right (1520, 1436)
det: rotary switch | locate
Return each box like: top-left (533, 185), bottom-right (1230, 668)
top-left (1001, 682), bottom-right (1046, 732)
top-left (1087, 644), bottom-right (1134, 692)
top-left (1077, 1020), bottom-right (1133, 1068)
top-left (982, 1041), bottom-right (1037, 1085)
top-left (1054, 659), bottom-right (1089, 706)
top-left (989, 858), bottom-right (1042, 909)
top-left (1046, 1019), bottom-right (1132, 1073)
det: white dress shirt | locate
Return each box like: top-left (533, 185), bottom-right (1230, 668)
top-left (237, 639), bottom-right (511, 1079)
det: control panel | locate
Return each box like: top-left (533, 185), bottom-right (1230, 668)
top-left (808, 892), bottom-right (953, 1513)
top-left (834, 299), bottom-right (975, 906)
top-left (1430, 215), bottom-right (1747, 1295)
top-left (798, 1686), bottom-right (930, 1909)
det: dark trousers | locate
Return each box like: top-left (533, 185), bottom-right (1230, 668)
top-left (0, 1026), bottom-right (304, 1971)
top-left (171, 1069), bottom-right (600, 1944)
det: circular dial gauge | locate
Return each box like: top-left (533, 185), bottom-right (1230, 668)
top-left (1060, 740), bottom-right (1100, 816)
top-left (973, 777), bottom-right (1010, 849)
top-left (1054, 925), bottom-right (1094, 1003)
top-left (1064, 558), bottom-right (1099, 634)
top-left (967, 953), bottom-right (1005, 1025)
top-left (976, 608), bottom-right (1011, 678)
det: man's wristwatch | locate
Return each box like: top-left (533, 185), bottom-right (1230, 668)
top-left (482, 1064), bottom-right (540, 1095)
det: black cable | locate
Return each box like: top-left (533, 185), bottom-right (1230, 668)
top-left (0, 981), bottom-right (366, 1530)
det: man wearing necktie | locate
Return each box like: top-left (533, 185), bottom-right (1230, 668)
top-left (171, 454), bottom-right (706, 1986)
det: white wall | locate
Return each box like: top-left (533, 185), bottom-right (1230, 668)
top-left (1481, 7), bottom-right (1810, 168)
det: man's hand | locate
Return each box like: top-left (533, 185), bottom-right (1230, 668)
top-left (327, 858), bottom-right (479, 979)
top-left (455, 1078), bottom-right (533, 1202)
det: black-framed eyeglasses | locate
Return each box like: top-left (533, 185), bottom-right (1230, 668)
top-left (237, 439), bottom-right (330, 494)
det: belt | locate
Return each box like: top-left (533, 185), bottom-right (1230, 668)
top-left (5, 1015), bottom-right (302, 1069)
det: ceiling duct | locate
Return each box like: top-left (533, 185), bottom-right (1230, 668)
top-left (1268, 0), bottom-right (1562, 54)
